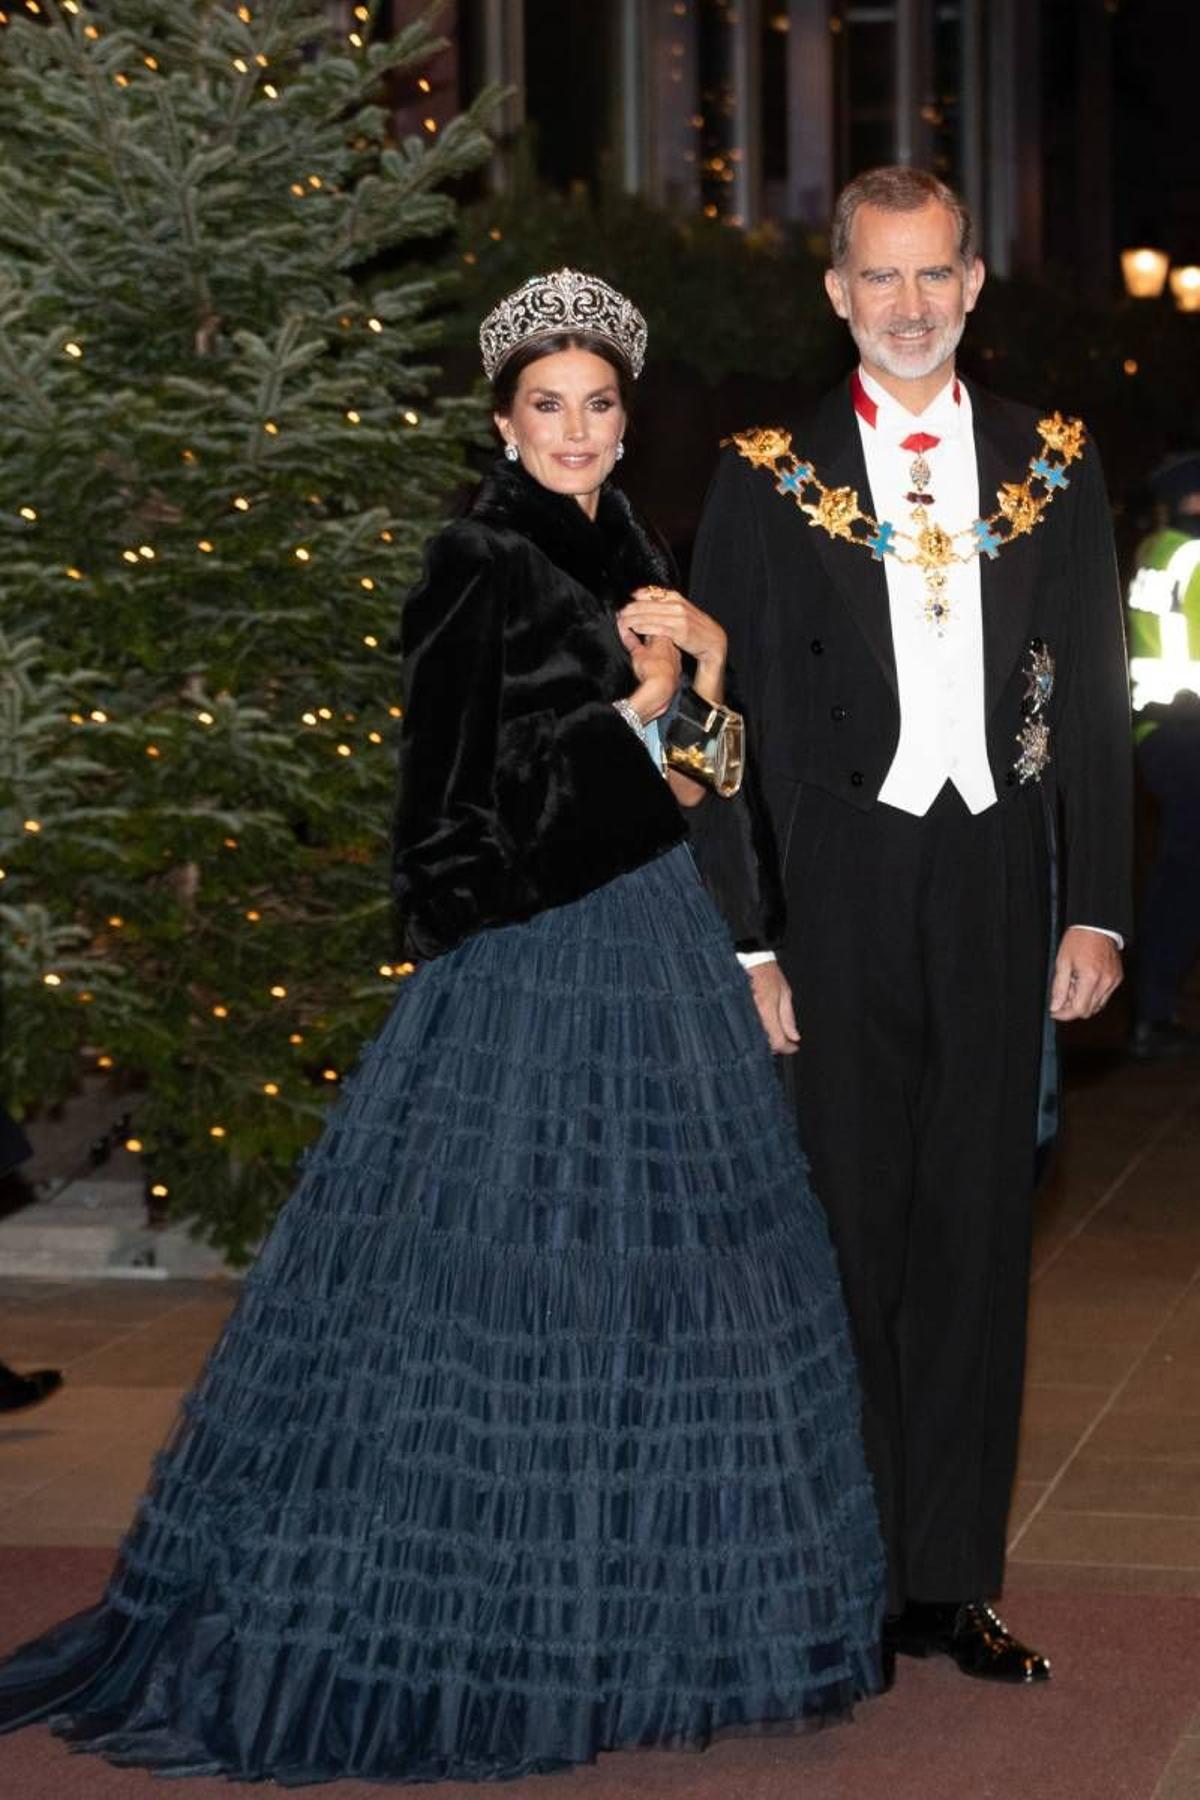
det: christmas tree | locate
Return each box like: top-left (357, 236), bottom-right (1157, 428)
top-left (0, 0), bottom-right (497, 1259)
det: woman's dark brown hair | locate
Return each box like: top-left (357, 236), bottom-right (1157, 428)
top-left (490, 330), bottom-right (635, 418)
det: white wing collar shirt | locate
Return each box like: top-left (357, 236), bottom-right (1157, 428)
top-left (855, 364), bottom-right (997, 817)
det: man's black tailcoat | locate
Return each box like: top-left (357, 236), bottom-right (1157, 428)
top-left (690, 377), bottom-right (1132, 1606)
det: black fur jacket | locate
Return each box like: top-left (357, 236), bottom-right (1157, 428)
top-left (392, 457), bottom-right (688, 960)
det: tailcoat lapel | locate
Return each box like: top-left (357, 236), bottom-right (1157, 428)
top-left (797, 384), bottom-right (898, 693)
top-left (969, 381), bottom-right (1043, 716)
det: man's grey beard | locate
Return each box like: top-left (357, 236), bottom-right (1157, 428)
top-left (850, 311), bottom-right (966, 383)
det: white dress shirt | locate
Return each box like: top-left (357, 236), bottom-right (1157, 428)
top-left (857, 367), bottom-right (997, 817)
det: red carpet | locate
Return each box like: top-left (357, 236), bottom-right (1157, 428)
top-left (0, 1550), bottom-right (1196, 1798)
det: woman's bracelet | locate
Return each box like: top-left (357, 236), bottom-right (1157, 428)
top-left (612, 697), bottom-right (648, 742)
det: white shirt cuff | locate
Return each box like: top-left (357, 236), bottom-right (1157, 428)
top-left (737, 950), bottom-right (778, 969)
top-left (1071, 924), bottom-right (1125, 950)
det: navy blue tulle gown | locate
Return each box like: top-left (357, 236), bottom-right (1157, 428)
top-left (0, 468), bottom-right (884, 1785)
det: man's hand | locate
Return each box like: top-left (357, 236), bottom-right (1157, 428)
top-left (1049, 926), bottom-right (1123, 1022)
top-left (748, 960), bottom-right (801, 1054)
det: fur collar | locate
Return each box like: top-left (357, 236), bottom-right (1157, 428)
top-left (471, 456), bottom-right (672, 612)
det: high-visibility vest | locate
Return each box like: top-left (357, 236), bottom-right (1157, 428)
top-left (1128, 526), bottom-right (1200, 712)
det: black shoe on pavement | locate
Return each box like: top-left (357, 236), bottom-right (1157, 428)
top-left (0, 1368), bottom-right (63, 1414)
top-left (884, 1600), bottom-right (1051, 1684)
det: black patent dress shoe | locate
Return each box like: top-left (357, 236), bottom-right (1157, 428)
top-left (0, 1367), bottom-right (63, 1414)
top-left (884, 1600), bottom-right (1051, 1683)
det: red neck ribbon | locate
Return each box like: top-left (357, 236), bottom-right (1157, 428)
top-left (850, 369), bottom-right (961, 447)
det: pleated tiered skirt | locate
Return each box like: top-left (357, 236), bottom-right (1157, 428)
top-left (0, 844), bottom-right (884, 1783)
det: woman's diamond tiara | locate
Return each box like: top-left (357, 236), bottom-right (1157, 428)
top-left (480, 269), bottom-right (647, 380)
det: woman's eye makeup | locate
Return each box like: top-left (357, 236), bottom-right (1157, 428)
top-left (526, 393), bottom-right (617, 413)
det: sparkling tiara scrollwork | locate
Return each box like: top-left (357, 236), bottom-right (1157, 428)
top-left (479, 269), bottom-right (648, 381)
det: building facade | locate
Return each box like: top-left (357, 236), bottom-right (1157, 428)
top-left (389, 0), bottom-right (1126, 298)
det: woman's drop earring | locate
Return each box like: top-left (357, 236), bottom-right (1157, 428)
top-left (615, 441), bottom-right (625, 462)
top-left (504, 442), bottom-right (519, 463)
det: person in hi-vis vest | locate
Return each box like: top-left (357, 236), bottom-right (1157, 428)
top-left (1127, 453), bottom-right (1200, 1058)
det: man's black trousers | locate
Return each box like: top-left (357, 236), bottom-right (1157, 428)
top-left (777, 780), bottom-right (1050, 1612)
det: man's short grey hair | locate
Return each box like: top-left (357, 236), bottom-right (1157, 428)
top-left (831, 166), bottom-right (976, 269)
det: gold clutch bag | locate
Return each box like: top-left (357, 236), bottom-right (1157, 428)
top-left (663, 688), bottom-right (745, 798)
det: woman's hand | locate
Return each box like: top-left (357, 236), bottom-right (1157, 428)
top-left (619, 629), bottom-right (681, 724)
top-left (618, 587), bottom-right (726, 703)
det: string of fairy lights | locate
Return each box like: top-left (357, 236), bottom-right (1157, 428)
top-left (3, 0), bottom-right (440, 1197)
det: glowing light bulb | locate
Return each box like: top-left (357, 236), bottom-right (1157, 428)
top-left (125, 1137), bottom-right (143, 1153)
top-left (146, 745), bottom-right (160, 758)
top-left (418, 77), bottom-right (431, 93)
top-left (288, 1032), bottom-right (303, 1045)
top-left (245, 909), bottom-right (261, 922)
top-left (43, 972), bottom-right (62, 987)
top-left (345, 409), bottom-right (361, 424)
top-left (18, 506), bottom-right (37, 521)
top-left (66, 566), bottom-right (83, 580)
top-left (380, 530), bottom-right (394, 542)
top-left (138, 544), bottom-right (155, 559)
top-left (308, 175), bottom-right (323, 189)
top-left (122, 549), bottom-right (139, 563)
top-left (403, 410), bottom-right (420, 426)
top-left (423, 118), bottom-right (437, 133)
top-left (360, 577), bottom-right (375, 591)
top-left (97, 1054), bottom-right (114, 1069)
top-left (151, 1183), bottom-right (169, 1198)
top-left (322, 1068), bottom-right (338, 1082)
top-left (144, 54), bottom-right (158, 69)
top-left (264, 420), bottom-right (279, 435)
top-left (63, 340), bottom-right (83, 358)
top-left (232, 56), bottom-right (248, 72)
top-left (290, 183), bottom-right (305, 197)
top-left (223, 837), bottom-right (238, 849)
top-left (262, 1082), bottom-right (279, 1096)
top-left (294, 546), bottom-right (311, 562)
top-left (263, 83), bottom-right (279, 98)
top-left (367, 317), bottom-right (383, 333)
top-left (270, 985), bottom-right (287, 999)
top-left (318, 707), bottom-right (333, 720)
top-left (107, 915), bottom-right (124, 927)
top-left (197, 539), bottom-right (214, 553)
top-left (336, 743), bottom-right (352, 757)
top-left (212, 1005), bottom-right (228, 1018)
top-left (90, 709), bottom-right (108, 722)
top-left (23, 819), bottom-right (41, 833)
top-left (363, 635), bottom-right (378, 648)
top-left (196, 710), bottom-right (214, 725)
top-left (209, 1125), bottom-right (227, 1139)
top-left (233, 495), bottom-right (250, 511)
top-left (301, 710), bottom-right (318, 725)
top-left (368, 730), bottom-right (382, 743)
top-left (349, 31), bottom-right (363, 46)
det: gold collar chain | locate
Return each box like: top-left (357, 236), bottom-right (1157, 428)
top-left (732, 412), bottom-right (1086, 632)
